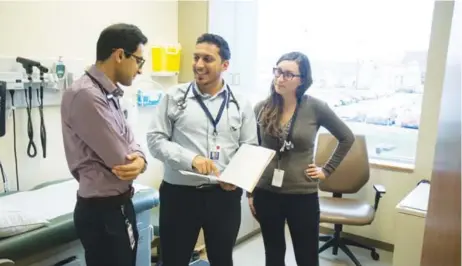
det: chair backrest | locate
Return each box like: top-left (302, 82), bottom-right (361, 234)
top-left (315, 133), bottom-right (370, 194)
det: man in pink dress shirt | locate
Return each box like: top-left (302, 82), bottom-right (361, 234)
top-left (61, 23), bottom-right (148, 266)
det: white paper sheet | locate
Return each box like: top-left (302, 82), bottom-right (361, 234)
top-left (179, 171), bottom-right (219, 181)
top-left (181, 144), bottom-right (276, 192)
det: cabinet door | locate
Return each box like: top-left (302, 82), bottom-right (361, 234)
top-left (234, 1), bottom-right (260, 238)
top-left (208, 0), bottom-right (236, 85)
top-left (209, 0), bottom-right (261, 241)
top-left (238, 193), bottom-right (255, 239)
top-left (233, 0), bottom-right (259, 103)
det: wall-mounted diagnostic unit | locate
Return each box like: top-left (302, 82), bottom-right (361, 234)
top-left (0, 55), bottom-right (85, 192)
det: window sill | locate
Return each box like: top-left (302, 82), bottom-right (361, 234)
top-left (369, 159), bottom-right (415, 173)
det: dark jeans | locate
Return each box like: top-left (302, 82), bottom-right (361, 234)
top-left (159, 181), bottom-right (242, 266)
top-left (253, 189), bottom-right (320, 266)
top-left (74, 192), bottom-right (138, 266)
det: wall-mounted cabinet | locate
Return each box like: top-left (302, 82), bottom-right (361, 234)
top-left (208, 0), bottom-right (260, 240)
top-left (208, 0), bottom-right (258, 96)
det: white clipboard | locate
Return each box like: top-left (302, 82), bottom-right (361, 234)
top-left (180, 144), bottom-right (276, 192)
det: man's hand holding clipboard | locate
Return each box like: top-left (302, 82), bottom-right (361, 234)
top-left (183, 144), bottom-right (276, 193)
top-left (191, 155), bottom-right (236, 191)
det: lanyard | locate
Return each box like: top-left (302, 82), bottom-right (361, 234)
top-left (192, 86), bottom-right (228, 136)
top-left (277, 103), bottom-right (300, 163)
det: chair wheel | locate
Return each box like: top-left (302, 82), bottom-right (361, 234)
top-left (371, 250), bottom-right (380, 261)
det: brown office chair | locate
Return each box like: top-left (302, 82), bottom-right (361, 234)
top-left (315, 133), bottom-right (386, 266)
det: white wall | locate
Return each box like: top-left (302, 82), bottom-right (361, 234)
top-left (0, 1), bottom-right (178, 192)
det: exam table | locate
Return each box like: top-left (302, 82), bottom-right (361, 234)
top-left (0, 179), bottom-right (159, 266)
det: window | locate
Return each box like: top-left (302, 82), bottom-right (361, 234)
top-left (253, 0), bottom-right (435, 165)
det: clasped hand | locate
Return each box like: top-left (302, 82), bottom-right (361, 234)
top-left (192, 155), bottom-right (236, 191)
top-left (112, 153), bottom-right (145, 181)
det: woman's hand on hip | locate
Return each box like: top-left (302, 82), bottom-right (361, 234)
top-left (304, 164), bottom-right (326, 181)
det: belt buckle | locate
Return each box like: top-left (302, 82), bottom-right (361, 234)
top-left (196, 184), bottom-right (214, 190)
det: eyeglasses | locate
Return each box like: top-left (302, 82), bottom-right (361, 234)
top-left (273, 67), bottom-right (301, 81)
top-left (126, 52), bottom-right (145, 69)
top-left (114, 48), bottom-right (146, 69)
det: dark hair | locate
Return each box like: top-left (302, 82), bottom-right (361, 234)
top-left (96, 23), bottom-right (148, 61)
top-left (196, 33), bottom-right (231, 61)
top-left (260, 52), bottom-right (313, 137)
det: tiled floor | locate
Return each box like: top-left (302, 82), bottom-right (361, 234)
top-left (232, 228), bottom-right (393, 266)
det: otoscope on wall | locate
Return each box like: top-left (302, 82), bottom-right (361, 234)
top-left (15, 57), bottom-right (49, 159)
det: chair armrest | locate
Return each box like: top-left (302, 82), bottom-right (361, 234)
top-left (0, 259), bottom-right (15, 266)
top-left (374, 184), bottom-right (386, 194)
top-left (373, 184), bottom-right (386, 211)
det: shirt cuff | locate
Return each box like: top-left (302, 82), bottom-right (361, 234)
top-left (140, 157), bottom-right (148, 173)
top-left (179, 149), bottom-right (198, 171)
top-left (322, 167), bottom-right (332, 178)
top-left (133, 151), bottom-right (147, 173)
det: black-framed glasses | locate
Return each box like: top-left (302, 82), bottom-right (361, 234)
top-left (114, 48), bottom-right (145, 69)
top-left (273, 67), bottom-right (301, 81)
top-left (126, 52), bottom-right (145, 69)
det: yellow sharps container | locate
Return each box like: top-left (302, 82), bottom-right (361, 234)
top-left (151, 44), bottom-right (181, 73)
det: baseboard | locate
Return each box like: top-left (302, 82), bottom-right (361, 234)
top-left (159, 226), bottom-right (393, 254)
top-left (319, 226), bottom-right (394, 252)
top-left (235, 229), bottom-right (262, 245)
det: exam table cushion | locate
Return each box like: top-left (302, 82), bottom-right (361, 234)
top-left (0, 180), bottom-right (81, 238)
top-left (0, 179), bottom-right (159, 261)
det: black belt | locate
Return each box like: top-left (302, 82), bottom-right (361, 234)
top-left (76, 186), bottom-right (134, 207)
top-left (196, 183), bottom-right (220, 190)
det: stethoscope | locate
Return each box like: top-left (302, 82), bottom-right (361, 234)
top-left (177, 82), bottom-right (240, 112)
top-left (85, 71), bottom-right (127, 132)
top-left (85, 71), bottom-right (121, 109)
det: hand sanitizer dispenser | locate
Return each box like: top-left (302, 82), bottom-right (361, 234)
top-left (0, 81), bottom-right (6, 137)
top-left (55, 56), bottom-right (66, 79)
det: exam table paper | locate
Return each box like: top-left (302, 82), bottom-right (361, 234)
top-left (0, 180), bottom-right (152, 221)
top-left (180, 144), bottom-right (276, 192)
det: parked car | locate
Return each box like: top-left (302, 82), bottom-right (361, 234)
top-left (375, 143), bottom-right (397, 155)
top-left (309, 91), bottom-right (344, 107)
top-left (343, 91), bottom-right (363, 103)
top-left (396, 108), bottom-right (421, 129)
top-left (365, 107), bottom-right (398, 126)
top-left (337, 106), bottom-right (367, 122)
top-left (356, 90), bottom-right (378, 100)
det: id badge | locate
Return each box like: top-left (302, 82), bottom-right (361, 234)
top-left (209, 145), bottom-right (221, 161)
top-left (272, 169), bottom-right (284, 187)
top-left (126, 221), bottom-right (136, 250)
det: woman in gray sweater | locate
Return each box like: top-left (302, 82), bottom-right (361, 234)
top-left (249, 51), bottom-right (355, 266)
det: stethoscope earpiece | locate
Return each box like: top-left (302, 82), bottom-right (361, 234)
top-left (177, 82), bottom-right (240, 112)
